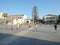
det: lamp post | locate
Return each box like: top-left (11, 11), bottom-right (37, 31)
top-left (11, 17), bottom-right (13, 30)
top-left (32, 11), bottom-right (35, 28)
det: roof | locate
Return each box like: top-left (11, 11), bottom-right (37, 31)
top-left (43, 14), bottom-right (57, 18)
top-left (7, 14), bottom-right (24, 17)
top-left (46, 14), bottom-right (56, 16)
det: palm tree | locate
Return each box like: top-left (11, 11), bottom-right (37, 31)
top-left (2, 13), bottom-right (8, 25)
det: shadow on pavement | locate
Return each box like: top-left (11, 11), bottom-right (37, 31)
top-left (10, 36), bottom-right (60, 45)
top-left (0, 33), bottom-right (60, 45)
top-left (0, 33), bottom-right (13, 41)
top-left (30, 30), bottom-right (54, 33)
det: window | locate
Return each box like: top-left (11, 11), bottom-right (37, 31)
top-left (18, 17), bottom-right (19, 19)
top-left (20, 17), bottom-right (22, 19)
top-left (46, 17), bottom-right (55, 19)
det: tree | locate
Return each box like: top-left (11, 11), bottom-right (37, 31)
top-left (32, 6), bottom-right (39, 24)
top-left (2, 13), bottom-right (8, 25)
top-left (59, 15), bottom-right (60, 19)
top-left (57, 15), bottom-right (60, 24)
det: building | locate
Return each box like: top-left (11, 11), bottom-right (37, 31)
top-left (43, 14), bottom-right (57, 24)
top-left (0, 12), bottom-right (5, 24)
top-left (0, 12), bottom-right (4, 19)
top-left (7, 14), bottom-right (27, 25)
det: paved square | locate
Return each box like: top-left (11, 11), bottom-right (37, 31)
top-left (0, 24), bottom-right (60, 45)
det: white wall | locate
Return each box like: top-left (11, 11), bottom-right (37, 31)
top-left (7, 14), bottom-right (28, 25)
top-left (43, 15), bottom-right (57, 23)
top-left (0, 12), bottom-right (4, 19)
top-left (44, 16), bottom-right (57, 21)
top-left (13, 15), bottom-right (27, 25)
top-left (23, 15), bottom-right (27, 19)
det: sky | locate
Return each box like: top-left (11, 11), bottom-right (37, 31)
top-left (0, 0), bottom-right (60, 19)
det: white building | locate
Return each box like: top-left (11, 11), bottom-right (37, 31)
top-left (7, 14), bottom-right (27, 25)
top-left (0, 12), bottom-right (4, 19)
top-left (43, 14), bottom-right (57, 24)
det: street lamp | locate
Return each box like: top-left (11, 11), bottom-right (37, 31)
top-left (32, 12), bottom-right (35, 28)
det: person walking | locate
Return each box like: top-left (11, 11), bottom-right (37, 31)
top-left (54, 23), bottom-right (57, 32)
